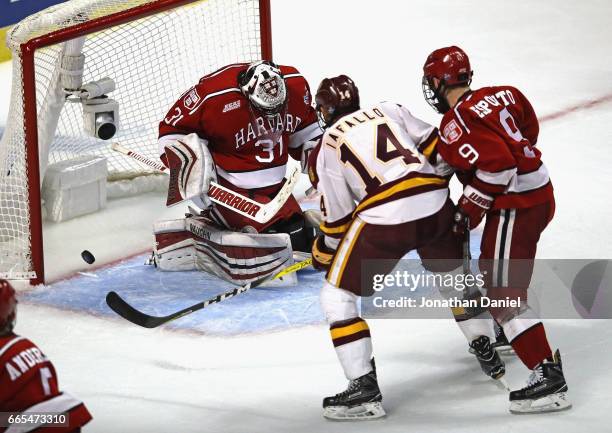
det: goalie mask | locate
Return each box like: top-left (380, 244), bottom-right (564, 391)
top-left (239, 61), bottom-right (287, 116)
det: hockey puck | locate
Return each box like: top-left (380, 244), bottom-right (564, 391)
top-left (81, 250), bottom-right (96, 264)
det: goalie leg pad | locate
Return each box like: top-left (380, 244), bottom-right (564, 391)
top-left (154, 217), bottom-right (294, 286)
top-left (189, 217), bottom-right (293, 285)
top-left (153, 218), bottom-right (197, 271)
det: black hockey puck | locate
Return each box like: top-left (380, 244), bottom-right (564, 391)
top-left (81, 250), bottom-right (95, 264)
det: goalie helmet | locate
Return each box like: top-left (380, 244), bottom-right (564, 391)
top-left (422, 45), bottom-right (473, 114)
top-left (0, 279), bottom-right (17, 335)
top-left (315, 75), bottom-right (360, 128)
top-left (239, 61), bottom-right (287, 116)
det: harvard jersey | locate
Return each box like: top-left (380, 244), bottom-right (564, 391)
top-left (159, 63), bottom-right (320, 190)
top-left (438, 86), bottom-right (553, 209)
top-left (311, 102), bottom-right (448, 240)
top-left (0, 334), bottom-right (92, 432)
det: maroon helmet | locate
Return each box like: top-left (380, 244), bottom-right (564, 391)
top-left (422, 46), bottom-right (473, 113)
top-left (315, 75), bottom-right (360, 128)
top-left (0, 279), bottom-right (17, 334)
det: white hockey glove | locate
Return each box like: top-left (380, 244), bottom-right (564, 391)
top-left (163, 133), bottom-right (217, 208)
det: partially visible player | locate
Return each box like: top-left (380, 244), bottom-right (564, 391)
top-left (153, 61), bottom-right (322, 284)
top-left (0, 280), bottom-right (92, 432)
top-left (422, 46), bottom-right (571, 413)
top-left (310, 75), bottom-right (504, 420)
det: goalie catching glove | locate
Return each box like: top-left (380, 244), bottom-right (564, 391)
top-left (164, 133), bottom-right (216, 208)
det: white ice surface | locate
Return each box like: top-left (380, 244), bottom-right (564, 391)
top-left (42, 192), bottom-right (184, 283)
top-left (17, 305), bottom-right (612, 433)
top-left (2, 0), bottom-right (612, 431)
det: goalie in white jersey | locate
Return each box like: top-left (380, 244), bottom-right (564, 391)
top-left (310, 76), bottom-right (505, 420)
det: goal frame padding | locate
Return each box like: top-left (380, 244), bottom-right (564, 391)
top-left (17, 0), bottom-right (272, 284)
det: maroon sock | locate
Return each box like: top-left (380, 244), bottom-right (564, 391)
top-left (511, 323), bottom-right (553, 370)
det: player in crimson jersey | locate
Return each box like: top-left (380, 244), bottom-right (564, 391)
top-left (0, 280), bottom-right (92, 432)
top-left (153, 61), bottom-right (322, 284)
top-left (422, 46), bottom-right (571, 413)
top-left (158, 60), bottom-right (320, 236)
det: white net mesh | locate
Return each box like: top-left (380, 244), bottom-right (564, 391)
top-left (0, 0), bottom-right (265, 280)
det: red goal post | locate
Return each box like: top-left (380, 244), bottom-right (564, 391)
top-left (0, 0), bottom-right (272, 285)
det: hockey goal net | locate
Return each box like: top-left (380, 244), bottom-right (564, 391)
top-left (0, 0), bottom-right (271, 284)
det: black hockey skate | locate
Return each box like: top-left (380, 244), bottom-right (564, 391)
top-left (509, 349), bottom-right (571, 414)
top-left (322, 369), bottom-right (385, 421)
top-left (469, 335), bottom-right (506, 379)
top-left (491, 322), bottom-right (516, 356)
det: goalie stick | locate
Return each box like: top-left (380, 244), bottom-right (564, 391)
top-left (110, 142), bottom-right (299, 224)
top-left (106, 258), bottom-right (312, 328)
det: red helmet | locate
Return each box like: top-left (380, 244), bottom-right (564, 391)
top-left (422, 46), bottom-right (473, 113)
top-left (315, 75), bottom-right (360, 128)
top-left (0, 279), bottom-right (17, 334)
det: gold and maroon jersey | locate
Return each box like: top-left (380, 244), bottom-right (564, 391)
top-left (159, 63), bottom-right (320, 191)
top-left (312, 102), bottom-right (449, 242)
top-left (438, 86), bottom-right (553, 209)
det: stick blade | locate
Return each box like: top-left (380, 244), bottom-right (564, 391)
top-left (105, 291), bottom-right (165, 328)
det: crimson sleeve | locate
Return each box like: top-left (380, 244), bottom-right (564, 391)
top-left (513, 87), bottom-right (540, 146)
top-left (158, 83), bottom-right (207, 139)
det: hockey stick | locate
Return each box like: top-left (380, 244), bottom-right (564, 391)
top-left (110, 142), bottom-right (299, 224)
top-left (106, 258), bottom-right (312, 328)
top-left (462, 216), bottom-right (472, 274)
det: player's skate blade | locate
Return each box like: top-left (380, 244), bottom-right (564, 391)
top-left (509, 392), bottom-right (571, 414)
top-left (323, 402), bottom-right (386, 421)
top-left (509, 349), bottom-right (571, 414)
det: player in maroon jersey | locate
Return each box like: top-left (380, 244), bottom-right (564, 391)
top-left (422, 46), bottom-right (571, 413)
top-left (0, 280), bottom-right (92, 432)
top-left (158, 61), bottom-right (321, 247)
top-left (153, 61), bottom-right (322, 284)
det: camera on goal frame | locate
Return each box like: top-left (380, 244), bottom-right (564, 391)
top-left (66, 77), bottom-right (119, 140)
